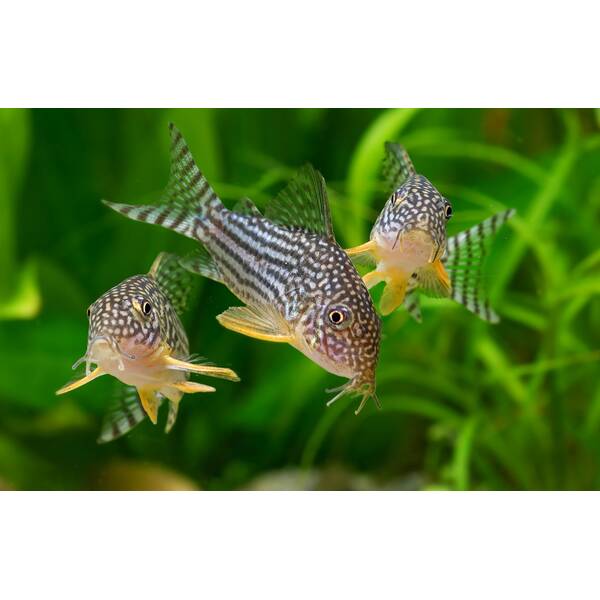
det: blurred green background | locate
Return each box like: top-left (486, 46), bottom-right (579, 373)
top-left (0, 108), bottom-right (599, 490)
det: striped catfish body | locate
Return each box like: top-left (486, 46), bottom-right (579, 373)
top-left (202, 210), bottom-right (297, 309)
top-left (104, 124), bottom-right (381, 413)
top-left (199, 211), bottom-right (361, 315)
top-left (56, 252), bottom-right (239, 442)
top-left (213, 212), bottom-right (381, 383)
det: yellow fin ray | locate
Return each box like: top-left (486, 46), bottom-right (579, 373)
top-left (163, 355), bottom-right (239, 381)
top-left (171, 381), bottom-right (216, 394)
top-left (417, 258), bottom-right (451, 298)
top-left (363, 270), bottom-right (386, 290)
top-left (345, 240), bottom-right (378, 267)
top-left (138, 387), bottom-right (161, 425)
top-left (216, 305), bottom-right (294, 343)
top-left (56, 367), bottom-right (105, 395)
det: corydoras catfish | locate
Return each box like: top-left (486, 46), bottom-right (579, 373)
top-left (56, 252), bottom-right (239, 442)
top-left (346, 142), bottom-right (515, 322)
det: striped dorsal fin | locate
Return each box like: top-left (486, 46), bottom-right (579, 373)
top-left (265, 164), bottom-right (335, 241)
top-left (443, 209), bottom-right (516, 323)
top-left (234, 197), bottom-right (262, 216)
top-left (382, 142), bottom-right (416, 196)
top-left (148, 252), bottom-right (194, 315)
top-left (97, 385), bottom-right (149, 444)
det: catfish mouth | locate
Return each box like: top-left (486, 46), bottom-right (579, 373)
top-left (72, 334), bottom-right (136, 376)
top-left (56, 334), bottom-right (136, 397)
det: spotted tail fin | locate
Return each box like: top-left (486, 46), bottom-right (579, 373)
top-left (444, 209), bottom-right (516, 323)
top-left (102, 123), bottom-right (224, 241)
top-left (97, 385), bottom-right (149, 444)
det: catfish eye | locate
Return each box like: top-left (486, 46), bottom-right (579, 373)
top-left (142, 301), bottom-right (152, 315)
top-left (444, 202), bottom-right (453, 219)
top-left (329, 310), bottom-right (344, 324)
top-left (327, 305), bottom-right (353, 330)
top-left (86, 307), bottom-right (91, 318)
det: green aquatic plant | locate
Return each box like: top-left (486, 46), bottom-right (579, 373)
top-left (0, 109), bottom-right (40, 319)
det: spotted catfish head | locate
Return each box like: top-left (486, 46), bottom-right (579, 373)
top-left (85, 274), bottom-right (182, 366)
top-left (291, 243), bottom-right (382, 413)
top-left (372, 174), bottom-right (453, 262)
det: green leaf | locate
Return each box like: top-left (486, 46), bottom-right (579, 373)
top-left (0, 109), bottom-right (39, 318)
top-left (452, 417), bottom-right (478, 490)
top-left (0, 258), bottom-right (41, 319)
top-left (490, 109), bottom-right (581, 299)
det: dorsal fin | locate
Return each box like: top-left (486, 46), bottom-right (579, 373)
top-left (160, 123), bottom-right (223, 214)
top-left (148, 252), bottom-right (194, 315)
top-left (382, 142), bottom-right (417, 195)
top-left (265, 164), bottom-right (335, 240)
top-left (233, 197), bottom-right (262, 216)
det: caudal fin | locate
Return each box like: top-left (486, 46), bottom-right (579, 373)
top-left (102, 123), bottom-right (223, 241)
top-left (403, 290), bottom-right (423, 323)
top-left (97, 385), bottom-right (149, 444)
top-left (444, 209), bottom-right (516, 323)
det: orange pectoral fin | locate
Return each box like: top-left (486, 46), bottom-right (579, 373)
top-left (138, 388), bottom-right (160, 425)
top-left (345, 240), bottom-right (378, 267)
top-left (417, 259), bottom-right (451, 298)
top-left (379, 279), bottom-right (408, 316)
top-left (216, 306), bottom-right (294, 344)
top-left (362, 270), bottom-right (386, 290)
top-left (56, 367), bottom-right (104, 395)
top-left (432, 258), bottom-right (451, 293)
top-left (345, 240), bottom-right (377, 257)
